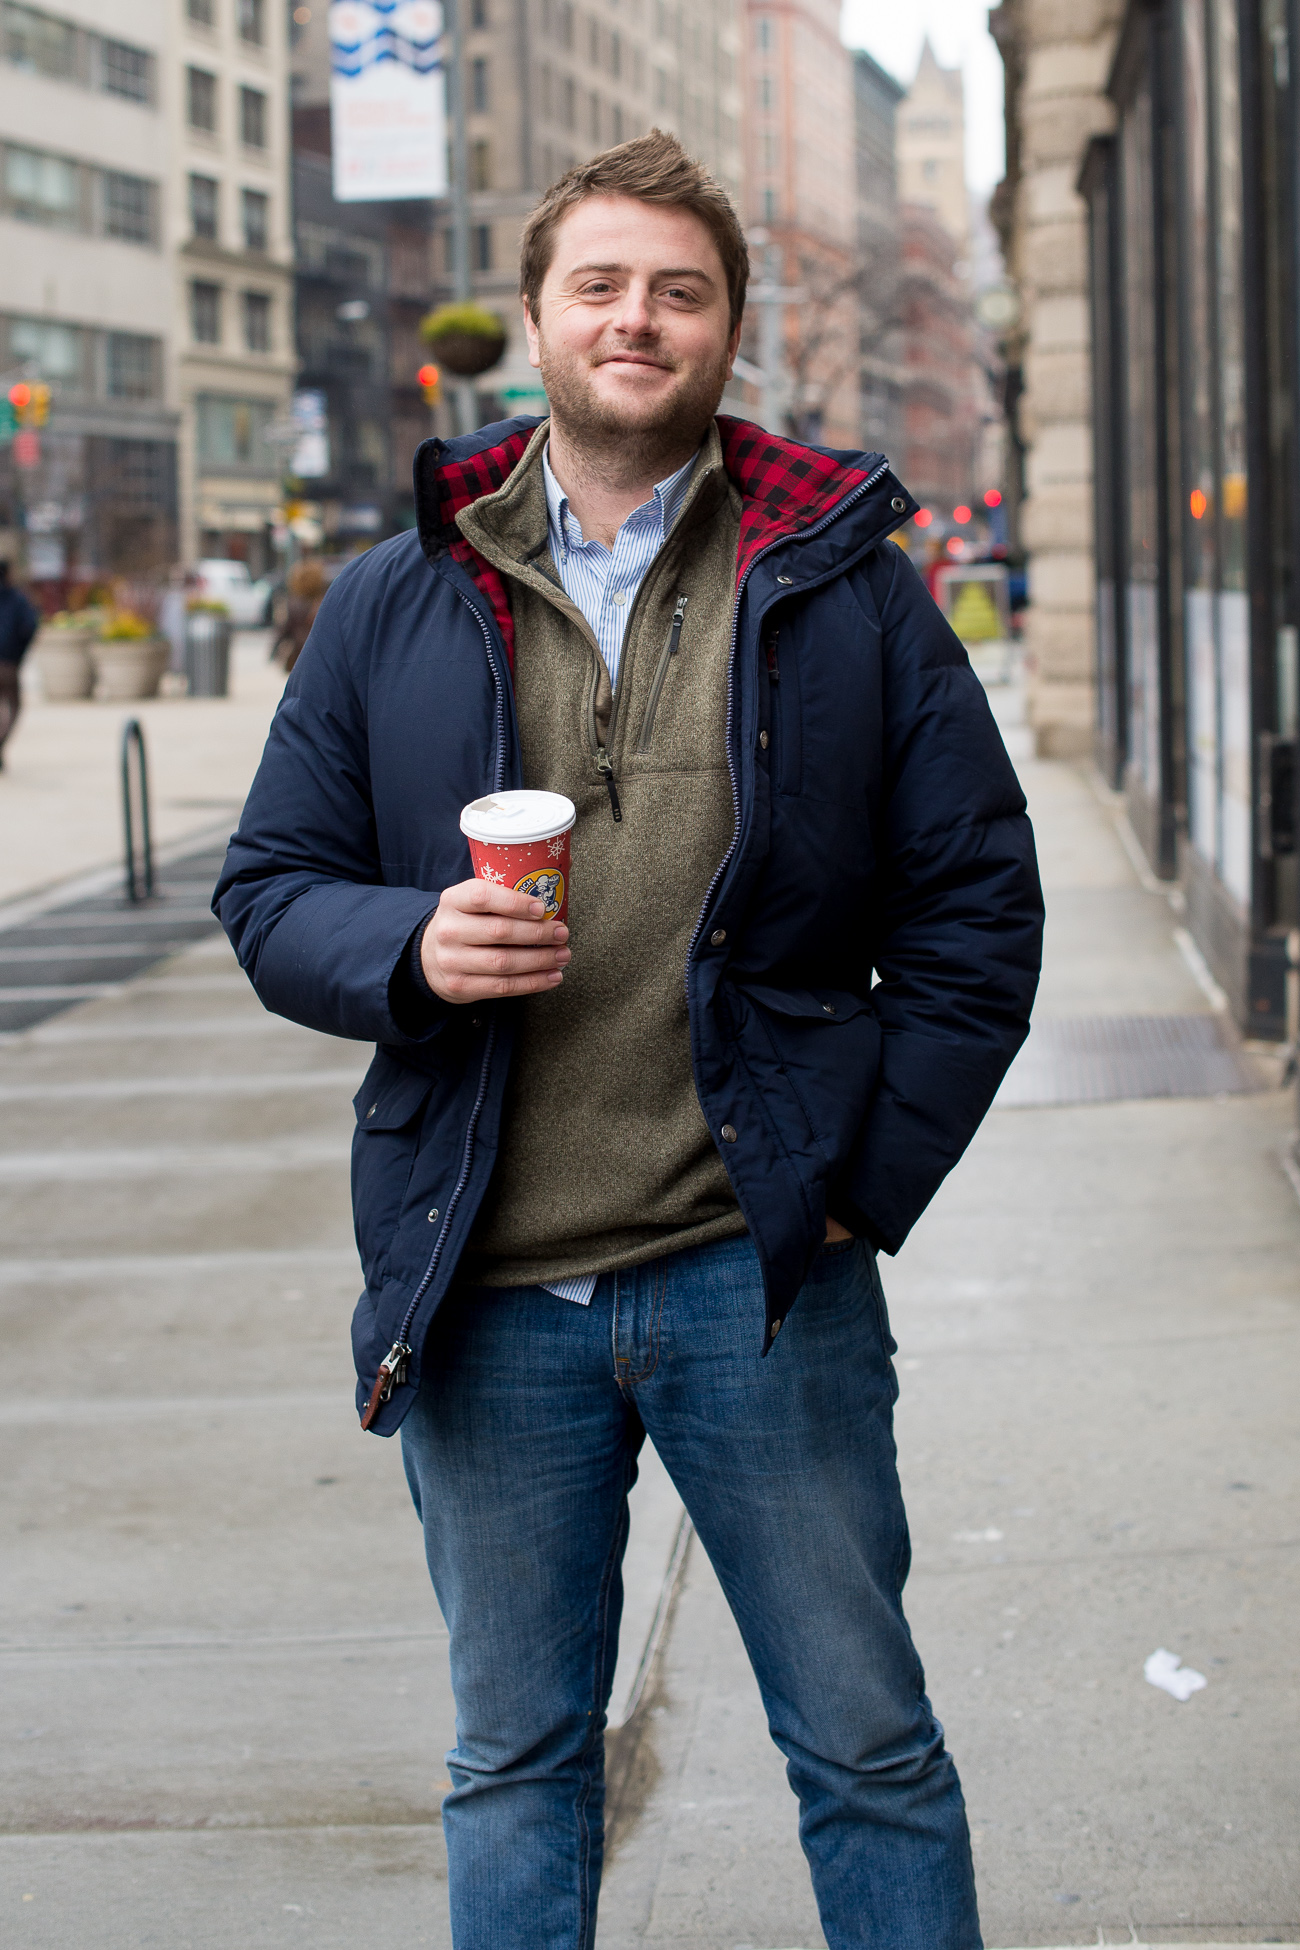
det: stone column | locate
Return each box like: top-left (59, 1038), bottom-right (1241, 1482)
top-left (995, 0), bottom-right (1124, 757)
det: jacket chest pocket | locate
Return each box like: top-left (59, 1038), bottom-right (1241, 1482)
top-left (763, 623), bottom-right (802, 796)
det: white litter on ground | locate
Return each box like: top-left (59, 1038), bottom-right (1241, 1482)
top-left (1144, 1646), bottom-right (1208, 1700)
top-left (952, 1527), bottom-right (1005, 1543)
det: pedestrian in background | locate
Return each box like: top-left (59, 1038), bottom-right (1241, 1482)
top-left (217, 132), bottom-right (1042, 1950)
top-left (0, 559), bottom-right (39, 770)
top-left (273, 558), bottom-right (327, 672)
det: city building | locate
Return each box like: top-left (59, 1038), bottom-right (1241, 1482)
top-left (739, 0), bottom-right (856, 446)
top-left (997, 0), bottom-right (1300, 1037)
top-left (896, 36), bottom-right (969, 253)
top-left (0, 0), bottom-right (294, 589)
top-left (853, 48), bottom-right (905, 459)
top-left (178, 0), bottom-right (295, 572)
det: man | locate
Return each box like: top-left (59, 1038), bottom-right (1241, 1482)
top-left (216, 132), bottom-right (1042, 1950)
top-left (0, 560), bottom-right (39, 768)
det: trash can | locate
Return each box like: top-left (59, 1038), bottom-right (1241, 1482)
top-left (184, 611), bottom-right (232, 697)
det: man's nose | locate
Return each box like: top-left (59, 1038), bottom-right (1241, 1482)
top-left (611, 284), bottom-right (657, 338)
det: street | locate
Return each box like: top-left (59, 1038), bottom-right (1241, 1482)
top-left (1, 663), bottom-right (1297, 1948)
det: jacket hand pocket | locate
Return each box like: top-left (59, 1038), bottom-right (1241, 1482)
top-left (730, 984), bottom-right (881, 1163)
top-left (352, 1052), bottom-right (436, 1287)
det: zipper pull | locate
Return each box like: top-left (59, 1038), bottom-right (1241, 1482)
top-left (360, 1340), bottom-right (411, 1431)
top-left (596, 748), bottom-right (622, 822)
top-left (668, 592), bottom-right (688, 652)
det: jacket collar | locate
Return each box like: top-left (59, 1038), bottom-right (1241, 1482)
top-left (413, 413), bottom-right (907, 671)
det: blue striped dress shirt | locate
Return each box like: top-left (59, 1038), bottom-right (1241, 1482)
top-left (537, 438), bottom-right (699, 1306)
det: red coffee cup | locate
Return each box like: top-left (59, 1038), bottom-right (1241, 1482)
top-left (459, 790), bottom-right (577, 923)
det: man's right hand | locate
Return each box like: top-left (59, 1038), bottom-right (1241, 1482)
top-left (420, 878), bottom-right (571, 1004)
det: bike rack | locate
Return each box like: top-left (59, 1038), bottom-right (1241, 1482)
top-left (121, 717), bottom-right (155, 903)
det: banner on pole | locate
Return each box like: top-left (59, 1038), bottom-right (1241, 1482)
top-left (329, 1), bottom-right (447, 202)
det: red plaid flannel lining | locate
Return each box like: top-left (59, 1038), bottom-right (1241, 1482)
top-left (436, 417), bottom-right (875, 675)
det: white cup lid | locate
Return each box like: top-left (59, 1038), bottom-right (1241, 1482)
top-left (459, 790), bottom-right (576, 845)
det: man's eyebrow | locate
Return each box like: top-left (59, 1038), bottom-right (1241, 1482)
top-left (563, 261), bottom-right (717, 284)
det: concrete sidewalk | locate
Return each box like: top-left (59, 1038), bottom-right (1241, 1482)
top-left (597, 704), bottom-right (1299, 1946)
top-left (0, 633), bottom-right (284, 909)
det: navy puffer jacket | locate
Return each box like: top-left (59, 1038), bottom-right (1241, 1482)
top-left (215, 416), bottom-right (1043, 1435)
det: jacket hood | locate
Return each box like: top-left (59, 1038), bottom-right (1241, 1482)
top-left (412, 414), bottom-right (917, 671)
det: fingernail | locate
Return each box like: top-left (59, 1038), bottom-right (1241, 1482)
top-left (556, 949), bottom-right (571, 964)
top-left (530, 902), bottom-right (545, 917)
top-left (554, 925), bottom-right (569, 941)
top-left (548, 970), bottom-right (563, 983)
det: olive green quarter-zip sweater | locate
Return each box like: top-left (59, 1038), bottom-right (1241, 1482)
top-left (458, 420), bottom-right (748, 1287)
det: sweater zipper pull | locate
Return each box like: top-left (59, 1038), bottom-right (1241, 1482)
top-left (596, 748), bottom-right (622, 821)
top-left (360, 1339), bottom-right (411, 1430)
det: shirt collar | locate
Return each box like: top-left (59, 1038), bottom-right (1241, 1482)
top-left (541, 439), bottom-right (702, 556)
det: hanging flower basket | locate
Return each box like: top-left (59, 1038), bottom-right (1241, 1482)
top-left (419, 302), bottom-right (507, 378)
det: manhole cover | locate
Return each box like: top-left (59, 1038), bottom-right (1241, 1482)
top-left (996, 1013), bottom-right (1262, 1108)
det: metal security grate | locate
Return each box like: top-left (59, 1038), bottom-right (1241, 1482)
top-left (996, 1013), bottom-right (1262, 1108)
top-left (0, 841), bottom-right (228, 1036)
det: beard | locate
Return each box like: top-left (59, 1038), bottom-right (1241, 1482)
top-left (534, 328), bottom-right (732, 479)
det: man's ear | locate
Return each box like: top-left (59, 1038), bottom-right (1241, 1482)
top-left (724, 314), bottom-right (744, 381)
top-left (522, 296), bottom-right (542, 370)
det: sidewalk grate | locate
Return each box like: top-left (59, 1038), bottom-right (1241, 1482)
top-left (996, 1012), bottom-right (1263, 1107)
top-left (0, 842), bottom-right (229, 1036)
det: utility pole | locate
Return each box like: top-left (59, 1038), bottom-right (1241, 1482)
top-left (446, 0), bottom-right (476, 437)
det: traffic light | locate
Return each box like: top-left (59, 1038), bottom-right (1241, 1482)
top-left (418, 362), bottom-right (441, 406)
top-left (7, 381), bottom-right (51, 427)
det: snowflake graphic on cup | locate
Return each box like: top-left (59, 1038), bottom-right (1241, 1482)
top-left (546, 833), bottom-right (567, 860)
top-left (481, 864), bottom-right (506, 885)
top-left (513, 867), bottom-right (565, 918)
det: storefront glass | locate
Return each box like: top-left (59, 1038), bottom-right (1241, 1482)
top-left (1120, 70), bottom-right (1163, 810)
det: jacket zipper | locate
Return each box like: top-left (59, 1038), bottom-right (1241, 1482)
top-left (686, 458), bottom-right (892, 968)
top-left (360, 584), bottom-right (509, 1432)
top-left (636, 594), bottom-right (689, 755)
top-left (586, 651), bottom-right (623, 821)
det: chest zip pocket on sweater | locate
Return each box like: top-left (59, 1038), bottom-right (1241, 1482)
top-left (636, 594), bottom-right (688, 754)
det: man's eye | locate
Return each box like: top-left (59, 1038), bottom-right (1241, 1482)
top-left (663, 286), bottom-right (699, 303)
top-left (582, 281), bottom-right (616, 295)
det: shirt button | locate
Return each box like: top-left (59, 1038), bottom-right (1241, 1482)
top-left (822, 1002), bottom-right (837, 1015)
top-left (770, 1318), bottom-right (782, 1336)
top-left (611, 590), bottom-right (627, 604)
top-left (891, 495), bottom-right (907, 513)
top-left (427, 1208), bottom-right (440, 1223)
top-left (759, 730), bottom-right (769, 750)
top-left (710, 928), bottom-right (727, 946)
top-left (366, 1102), bottom-right (378, 1117)
top-left (776, 574), bottom-right (793, 585)
top-left (720, 1124), bottom-right (737, 1143)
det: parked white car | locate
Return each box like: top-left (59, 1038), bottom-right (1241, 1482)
top-left (194, 558), bottom-right (272, 627)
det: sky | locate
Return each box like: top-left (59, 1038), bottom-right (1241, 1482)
top-left (840, 0), bottom-right (1007, 197)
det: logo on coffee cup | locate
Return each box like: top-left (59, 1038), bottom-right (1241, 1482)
top-left (513, 868), bottom-right (565, 917)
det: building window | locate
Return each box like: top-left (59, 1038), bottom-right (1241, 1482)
top-left (189, 172), bottom-right (218, 240)
top-left (470, 0), bottom-right (488, 22)
top-left (653, 66), bottom-right (666, 108)
top-left (191, 279), bottom-right (222, 344)
top-left (3, 144), bottom-right (79, 226)
top-left (106, 331), bottom-right (157, 399)
top-left (471, 56), bottom-right (488, 111)
top-left (238, 0), bottom-right (264, 44)
top-left (3, 2), bottom-right (77, 78)
top-left (242, 187), bottom-right (268, 252)
top-left (588, 14), bottom-right (599, 63)
top-left (188, 0), bottom-right (214, 21)
top-left (473, 222), bottom-right (492, 272)
top-left (757, 73), bottom-right (773, 109)
top-left (755, 16), bottom-right (772, 49)
top-left (560, 74), bottom-right (574, 128)
top-left (762, 185), bottom-right (777, 222)
top-left (612, 102), bottom-right (623, 142)
top-left (8, 315), bottom-right (82, 382)
top-left (195, 394), bottom-right (276, 470)
top-left (762, 131), bottom-right (778, 171)
top-left (243, 290), bottom-right (271, 352)
top-left (240, 85), bottom-right (267, 148)
top-left (610, 28), bottom-right (621, 77)
top-left (470, 139), bottom-right (491, 189)
top-left (589, 90), bottom-right (599, 140)
top-left (102, 169), bottom-right (153, 243)
top-left (187, 66), bottom-right (217, 131)
top-left (100, 36), bottom-right (152, 101)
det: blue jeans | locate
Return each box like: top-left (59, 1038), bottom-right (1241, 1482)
top-left (401, 1233), bottom-right (982, 1950)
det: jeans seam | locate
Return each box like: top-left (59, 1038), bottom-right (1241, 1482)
top-left (625, 1259), bottom-right (667, 1384)
top-left (572, 1447), bottom-right (635, 1949)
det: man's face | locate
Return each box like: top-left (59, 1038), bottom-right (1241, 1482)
top-left (523, 195), bottom-right (742, 450)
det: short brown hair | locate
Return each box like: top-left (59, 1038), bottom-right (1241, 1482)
top-left (519, 129), bottom-right (748, 330)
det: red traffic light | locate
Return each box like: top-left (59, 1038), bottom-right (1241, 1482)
top-left (983, 488), bottom-right (1002, 508)
top-left (8, 382), bottom-right (31, 410)
top-left (1190, 488), bottom-right (1208, 519)
top-left (417, 364), bottom-right (438, 388)
top-left (952, 505), bottom-right (972, 525)
top-left (913, 508), bottom-right (933, 529)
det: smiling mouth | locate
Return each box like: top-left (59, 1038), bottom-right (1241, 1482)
top-left (597, 354), bottom-right (672, 371)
